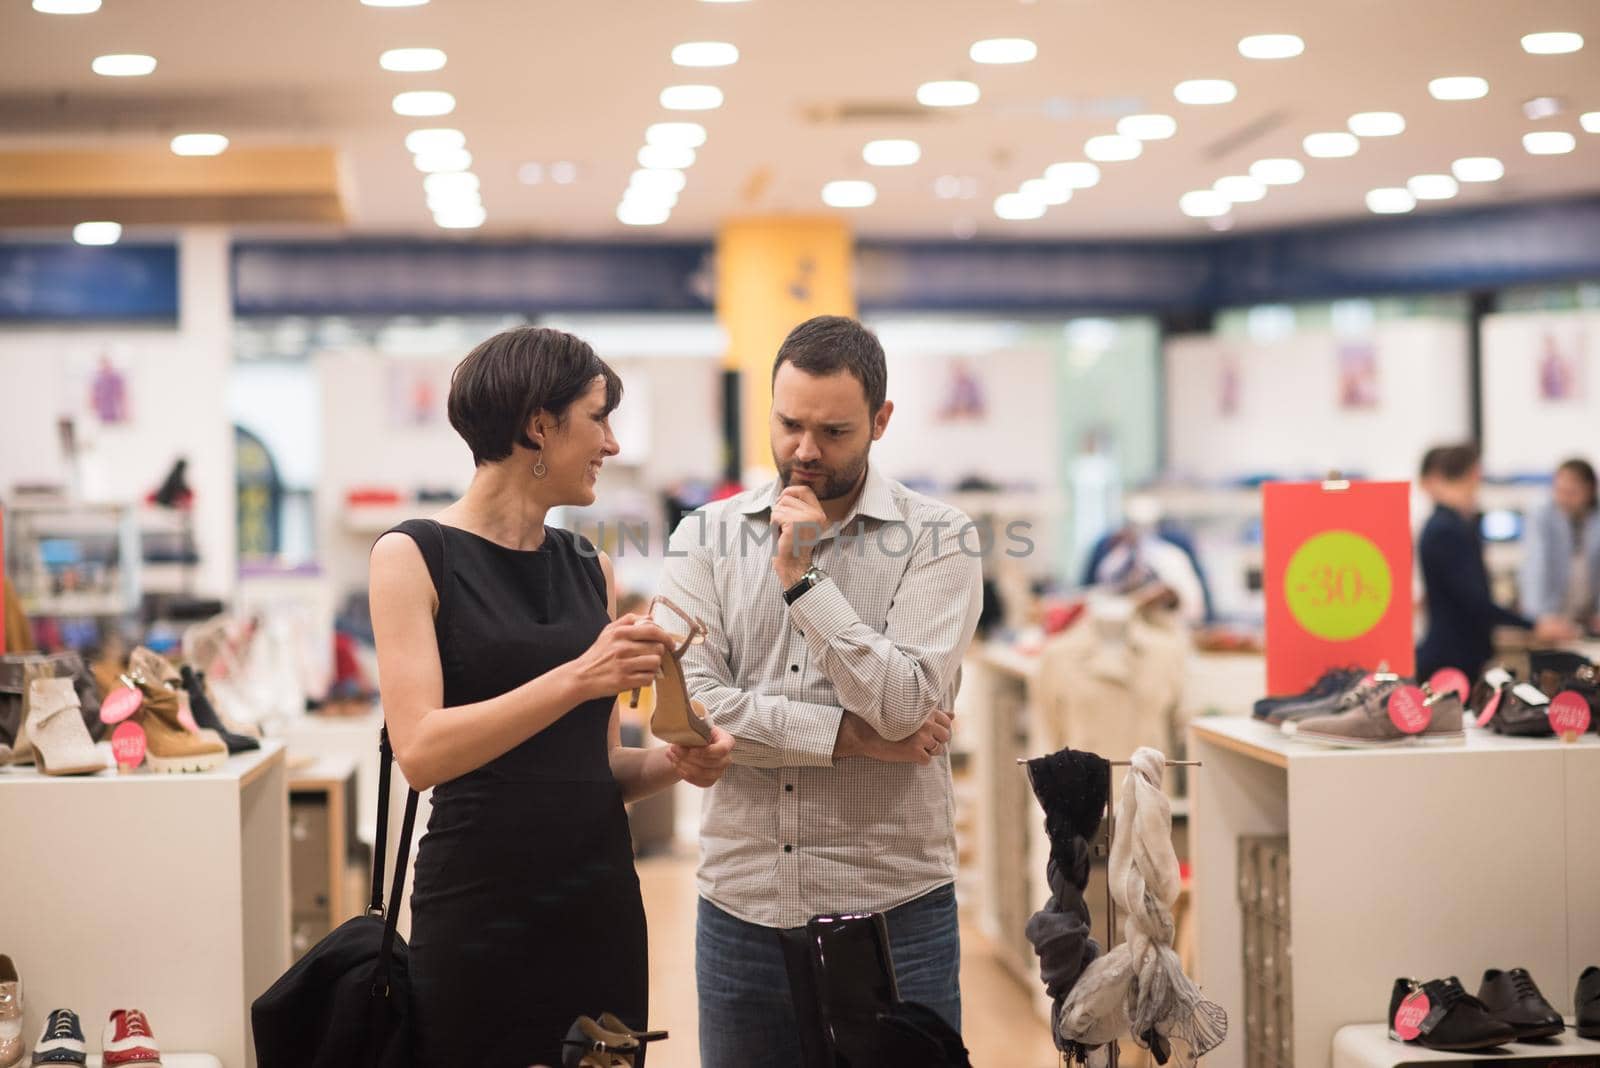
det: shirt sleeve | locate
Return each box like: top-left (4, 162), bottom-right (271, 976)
top-left (787, 515), bottom-right (984, 742)
top-left (659, 511), bottom-right (842, 768)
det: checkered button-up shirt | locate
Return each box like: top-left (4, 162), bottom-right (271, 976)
top-left (658, 464), bottom-right (983, 929)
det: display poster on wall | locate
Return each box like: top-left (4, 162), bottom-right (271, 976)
top-left (1536, 326), bottom-right (1588, 402)
top-left (387, 360), bottom-right (451, 428)
top-left (1263, 480), bottom-right (1413, 694)
top-left (936, 360), bottom-right (988, 422)
top-left (1336, 340), bottom-right (1380, 409)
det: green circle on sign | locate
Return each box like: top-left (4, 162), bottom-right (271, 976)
top-left (1284, 530), bottom-right (1392, 641)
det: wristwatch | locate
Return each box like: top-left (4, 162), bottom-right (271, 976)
top-left (783, 564), bottom-right (827, 606)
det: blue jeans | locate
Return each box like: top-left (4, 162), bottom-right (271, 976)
top-left (696, 885), bottom-right (962, 1068)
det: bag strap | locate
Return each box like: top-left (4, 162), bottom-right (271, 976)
top-left (369, 727), bottom-right (395, 914)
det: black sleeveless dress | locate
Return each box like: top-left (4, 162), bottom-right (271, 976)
top-left (386, 520), bottom-right (647, 1068)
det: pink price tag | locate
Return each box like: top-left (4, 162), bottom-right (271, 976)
top-left (110, 721), bottom-right (147, 769)
top-left (1428, 668), bottom-right (1469, 703)
top-left (1476, 688), bottom-right (1502, 728)
top-left (1394, 991), bottom-right (1430, 1041)
top-left (100, 685), bottom-right (142, 725)
top-left (1550, 691), bottom-right (1593, 737)
top-left (1387, 685), bottom-right (1431, 734)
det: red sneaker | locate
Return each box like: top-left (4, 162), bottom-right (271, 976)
top-left (101, 1009), bottom-right (161, 1067)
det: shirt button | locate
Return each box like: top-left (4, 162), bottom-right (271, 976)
top-left (790, 664), bottom-right (799, 673)
top-left (785, 783), bottom-right (794, 792)
top-left (783, 844), bottom-right (793, 853)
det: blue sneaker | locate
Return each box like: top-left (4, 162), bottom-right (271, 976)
top-left (1253, 666), bottom-right (1364, 722)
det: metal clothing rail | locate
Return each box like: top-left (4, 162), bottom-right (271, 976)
top-left (1017, 756), bottom-right (1204, 1068)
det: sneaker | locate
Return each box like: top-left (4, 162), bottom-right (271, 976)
top-left (1477, 968), bottom-right (1564, 1041)
top-left (101, 1010), bottom-right (161, 1068)
top-left (1253, 666), bottom-right (1365, 723)
top-left (31, 1009), bottom-right (87, 1066)
top-left (178, 666), bottom-right (258, 755)
top-left (1389, 977), bottom-right (1515, 1051)
top-left (1294, 682), bottom-right (1464, 747)
top-left (1278, 671), bottom-right (1403, 728)
top-left (0, 956), bottom-right (21, 1068)
top-left (1577, 966), bottom-right (1600, 1040)
top-left (128, 675), bottom-right (227, 774)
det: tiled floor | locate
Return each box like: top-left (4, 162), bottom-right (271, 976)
top-left (636, 850), bottom-right (1064, 1068)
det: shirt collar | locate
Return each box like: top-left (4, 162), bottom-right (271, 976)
top-left (737, 462), bottom-right (904, 526)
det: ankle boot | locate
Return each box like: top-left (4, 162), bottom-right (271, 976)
top-left (179, 665), bottom-right (257, 754)
top-left (26, 674), bottom-right (104, 776)
top-left (130, 675), bottom-right (227, 774)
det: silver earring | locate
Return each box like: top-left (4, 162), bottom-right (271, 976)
top-left (532, 459), bottom-right (547, 479)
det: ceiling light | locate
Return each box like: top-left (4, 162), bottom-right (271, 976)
top-left (1179, 190), bottom-right (1229, 218)
top-left (91, 54), bottom-right (156, 76)
top-left (434, 205), bottom-right (486, 229)
top-left (1524, 130), bottom-right (1576, 154)
top-left (1020, 178), bottom-right (1071, 206)
top-left (631, 168), bottom-right (687, 195)
top-left (1407, 174), bottom-right (1459, 200)
top-left (73, 221), bottom-right (121, 245)
top-left (170, 133), bottom-right (228, 156)
top-left (550, 161), bottom-right (578, 184)
top-left (1250, 158), bottom-right (1305, 185)
top-left (1429, 76), bottom-right (1488, 101)
top-left (362, 0), bottom-right (429, 6)
top-left (1451, 157), bottom-right (1504, 182)
top-left (1213, 175), bottom-right (1266, 203)
top-left (1348, 111), bottom-right (1405, 136)
top-left (405, 128), bottom-right (465, 154)
top-left (821, 180), bottom-right (877, 208)
top-left (639, 144), bottom-right (696, 169)
top-left (424, 172), bottom-right (479, 197)
top-left (1303, 132), bottom-right (1359, 158)
top-left (1521, 32), bottom-right (1583, 55)
top-left (1582, 112), bottom-right (1600, 133)
top-left (917, 80), bottom-right (980, 107)
top-left (414, 148), bottom-right (472, 173)
top-left (393, 90), bottom-right (455, 116)
top-left (1045, 161), bottom-right (1101, 189)
top-left (427, 190), bottom-right (481, 213)
top-left (617, 201), bottom-right (671, 226)
top-left (1116, 114), bottom-right (1176, 140)
top-left (1366, 188), bottom-right (1415, 214)
top-left (380, 48), bottom-right (446, 72)
top-left (1523, 96), bottom-right (1563, 120)
top-left (1173, 79), bottom-right (1237, 105)
top-left (970, 38), bottom-right (1037, 64)
top-left (660, 84), bottom-right (723, 110)
top-left (1238, 34), bottom-right (1304, 59)
top-left (1085, 134), bottom-right (1141, 162)
top-left (672, 41), bottom-right (739, 67)
top-left (33, 0), bottom-right (101, 12)
top-left (994, 193), bottom-right (1045, 220)
top-left (646, 122), bottom-right (708, 148)
top-left (863, 139), bottom-right (921, 166)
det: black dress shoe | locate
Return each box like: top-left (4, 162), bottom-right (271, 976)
top-left (1478, 968), bottom-right (1564, 1040)
top-left (1488, 680), bottom-right (1555, 736)
top-left (1389, 977), bottom-right (1516, 1051)
top-left (178, 665), bottom-right (259, 755)
top-left (1578, 965), bottom-right (1600, 1040)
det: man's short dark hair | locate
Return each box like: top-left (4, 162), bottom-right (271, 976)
top-left (771, 315), bottom-right (887, 413)
top-left (1419, 443), bottom-right (1480, 481)
top-left (447, 326), bottom-right (621, 466)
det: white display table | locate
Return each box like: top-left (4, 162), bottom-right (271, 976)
top-left (86, 1056), bottom-right (222, 1068)
top-left (0, 744), bottom-right (290, 1068)
top-left (1333, 1021), bottom-right (1600, 1067)
top-left (1191, 717), bottom-right (1600, 1068)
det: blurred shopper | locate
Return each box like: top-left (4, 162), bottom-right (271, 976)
top-left (1520, 458), bottom-right (1600, 636)
top-left (659, 316), bottom-right (983, 1066)
top-left (368, 327), bottom-right (733, 1067)
top-left (1416, 444), bottom-right (1566, 681)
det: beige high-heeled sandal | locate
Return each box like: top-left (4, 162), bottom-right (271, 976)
top-left (628, 595), bottom-right (712, 748)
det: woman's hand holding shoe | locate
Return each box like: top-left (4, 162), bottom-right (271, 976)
top-left (570, 614), bottom-right (671, 702)
top-left (666, 719), bottom-right (734, 787)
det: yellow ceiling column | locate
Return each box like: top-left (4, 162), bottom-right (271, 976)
top-left (715, 216), bottom-right (855, 480)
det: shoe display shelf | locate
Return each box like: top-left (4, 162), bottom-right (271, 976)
top-left (0, 743), bottom-right (290, 1068)
top-left (1332, 1021), bottom-right (1600, 1067)
top-left (84, 1056), bottom-right (222, 1067)
top-left (1190, 717), bottom-right (1600, 1068)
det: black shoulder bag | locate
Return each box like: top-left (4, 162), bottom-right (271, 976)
top-left (252, 727), bottom-right (419, 1068)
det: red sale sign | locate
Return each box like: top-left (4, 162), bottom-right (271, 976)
top-left (1264, 481), bottom-right (1414, 696)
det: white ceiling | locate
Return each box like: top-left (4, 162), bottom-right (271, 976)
top-left (3, 0), bottom-right (1599, 239)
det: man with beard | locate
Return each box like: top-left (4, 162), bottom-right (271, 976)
top-left (658, 315), bottom-right (984, 1066)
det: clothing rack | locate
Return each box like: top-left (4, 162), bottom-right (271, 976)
top-left (1017, 756), bottom-right (1203, 1068)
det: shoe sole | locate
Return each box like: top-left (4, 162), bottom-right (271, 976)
top-left (145, 750), bottom-right (227, 774)
top-left (1510, 1022), bottom-right (1565, 1040)
top-left (1578, 1026), bottom-right (1599, 1040)
top-left (1391, 1032), bottom-right (1514, 1051)
top-left (1294, 730), bottom-right (1466, 748)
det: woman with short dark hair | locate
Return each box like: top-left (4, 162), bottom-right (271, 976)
top-left (1520, 457), bottom-right (1600, 636)
top-left (368, 326), bottom-right (734, 1066)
